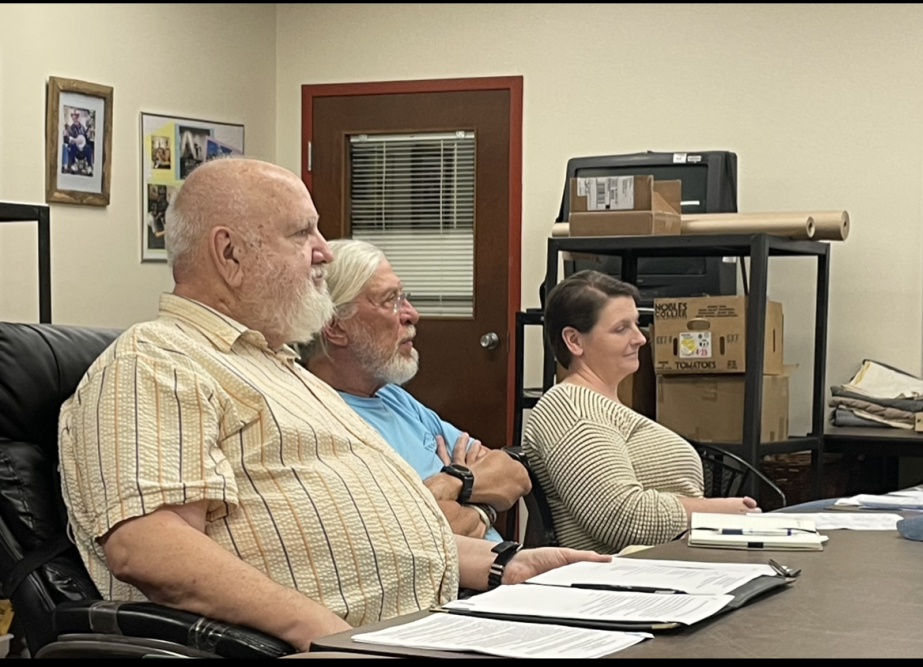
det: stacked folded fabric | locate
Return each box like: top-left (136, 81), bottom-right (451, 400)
top-left (828, 360), bottom-right (923, 430)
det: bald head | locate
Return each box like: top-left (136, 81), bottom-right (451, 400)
top-left (164, 156), bottom-right (333, 349)
top-left (165, 157), bottom-right (309, 279)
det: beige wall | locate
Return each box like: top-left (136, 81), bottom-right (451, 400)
top-left (276, 3), bottom-right (923, 434)
top-left (0, 3), bottom-right (276, 328)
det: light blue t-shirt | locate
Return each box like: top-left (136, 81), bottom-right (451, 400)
top-left (340, 384), bottom-right (502, 542)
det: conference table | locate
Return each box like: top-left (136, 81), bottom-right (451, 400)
top-left (309, 521), bottom-right (923, 659)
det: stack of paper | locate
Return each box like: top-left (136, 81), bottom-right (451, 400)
top-left (688, 512), bottom-right (827, 551)
top-left (350, 557), bottom-right (796, 657)
top-left (833, 488), bottom-right (923, 511)
top-left (761, 512), bottom-right (903, 531)
top-left (443, 584), bottom-right (734, 627)
top-left (525, 558), bottom-right (779, 595)
top-left (352, 614), bottom-right (652, 659)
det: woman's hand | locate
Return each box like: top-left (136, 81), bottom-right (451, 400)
top-left (708, 496), bottom-right (761, 514)
top-left (679, 495), bottom-right (761, 518)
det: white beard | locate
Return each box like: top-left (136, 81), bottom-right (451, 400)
top-left (241, 264), bottom-right (336, 345)
top-left (351, 324), bottom-right (420, 386)
top-left (286, 275), bottom-right (337, 343)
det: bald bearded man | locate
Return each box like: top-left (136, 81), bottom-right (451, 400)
top-left (58, 157), bottom-right (609, 652)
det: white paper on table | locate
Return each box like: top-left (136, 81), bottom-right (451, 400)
top-left (835, 492), bottom-right (923, 510)
top-left (351, 613), bottom-right (652, 659)
top-left (762, 512), bottom-right (903, 531)
top-left (442, 584), bottom-right (733, 626)
top-left (526, 558), bottom-right (777, 595)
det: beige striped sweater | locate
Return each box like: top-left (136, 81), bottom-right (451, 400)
top-left (523, 382), bottom-right (704, 554)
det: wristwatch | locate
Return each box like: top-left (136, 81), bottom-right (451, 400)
top-left (488, 540), bottom-right (522, 590)
top-left (441, 463), bottom-right (474, 503)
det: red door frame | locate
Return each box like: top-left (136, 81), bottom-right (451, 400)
top-left (301, 76), bottom-right (523, 446)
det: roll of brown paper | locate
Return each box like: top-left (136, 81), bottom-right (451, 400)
top-left (807, 210), bottom-right (849, 241)
top-left (680, 214), bottom-right (815, 239)
top-left (681, 210), bottom-right (849, 241)
top-left (551, 222), bottom-right (570, 237)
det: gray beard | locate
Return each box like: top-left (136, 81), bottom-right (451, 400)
top-left (239, 265), bottom-right (336, 345)
top-left (286, 279), bottom-right (336, 343)
top-left (374, 347), bottom-right (420, 386)
top-left (351, 326), bottom-right (420, 387)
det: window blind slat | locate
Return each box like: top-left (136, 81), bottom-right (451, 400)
top-left (349, 131), bottom-right (475, 318)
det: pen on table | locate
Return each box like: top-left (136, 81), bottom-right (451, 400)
top-left (699, 528), bottom-right (815, 536)
top-left (571, 583), bottom-right (685, 595)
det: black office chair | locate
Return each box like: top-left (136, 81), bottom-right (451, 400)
top-left (0, 322), bottom-right (298, 658)
top-left (505, 446), bottom-right (558, 548)
top-left (689, 439), bottom-right (787, 509)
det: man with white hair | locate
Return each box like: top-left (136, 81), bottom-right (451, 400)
top-left (303, 238), bottom-right (532, 543)
top-left (57, 157), bottom-right (608, 653)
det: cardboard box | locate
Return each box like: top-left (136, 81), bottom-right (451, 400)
top-left (653, 296), bottom-right (784, 375)
top-left (569, 178), bottom-right (682, 237)
top-left (915, 412), bottom-right (923, 433)
top-left (656, 369), bottom-right (793, 444)
top-left (569, 210), bottom-right (682, 237)
top-left (570, 175), bottom-right (655, 213)
top-left (554, 328), bottom-right (656, 418)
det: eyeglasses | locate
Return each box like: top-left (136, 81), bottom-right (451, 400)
top-left (376, 290), bottom-right (412, 314)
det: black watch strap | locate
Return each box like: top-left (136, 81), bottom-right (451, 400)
top-left (441, 464), bottom-right (474, 503)
top-left (488, 540), bottom-right (522, 590)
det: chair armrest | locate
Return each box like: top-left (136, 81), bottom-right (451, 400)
top-left (504, 444), bottom-right (526, 466)
top-left (53, 599), bottom-right (297, 658)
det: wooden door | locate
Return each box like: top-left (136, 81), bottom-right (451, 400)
top-left (302, 77), bottom-right (522, 449)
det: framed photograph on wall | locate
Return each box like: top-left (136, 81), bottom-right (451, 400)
top-left (45, 77), bottom-right (114, 206)
top-left (140, 113), bottom-right (245, 262)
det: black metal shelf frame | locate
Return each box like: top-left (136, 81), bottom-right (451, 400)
top-left (1, 202), bottom-right (52, 323)
top-left (512, 309), bottom-right (544, 447)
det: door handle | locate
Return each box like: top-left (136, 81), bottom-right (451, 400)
top-left (480, 332), bottom-right (500, 350)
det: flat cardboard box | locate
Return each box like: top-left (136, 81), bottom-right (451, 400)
top-left (656, 368), bottom-right (793, 444)
top-left (653, 296), bottom-right (784, 375)
top-left (569, 179), bottom-right (682, 237)
top-left (569, 210), bottom-right (681, 237)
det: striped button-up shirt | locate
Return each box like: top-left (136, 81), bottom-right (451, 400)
top-left (58, 293), bottom-right (459, 626)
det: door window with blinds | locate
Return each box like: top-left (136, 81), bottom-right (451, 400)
top-left (348, 131), bottom-right (475, 318)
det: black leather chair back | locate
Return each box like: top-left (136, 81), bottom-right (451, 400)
top-left (0, 322), bottom-right (120, 651)
top-left (505, 446), bottom-right (558, 548)
top-left (522, 471), bottom-right (558, 549)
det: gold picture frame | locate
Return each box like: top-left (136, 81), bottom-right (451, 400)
top-left (45, 76), bottom-right (114, 206)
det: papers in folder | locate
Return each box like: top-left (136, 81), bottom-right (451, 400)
top-left (361, 557), bottom-right (795, 656)
top-left (443, 584), bottom-right (734, 627)
top-left (526, 558), bottom-right (779, 595)
top-left (688, 512), bottom-right (827, 551)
